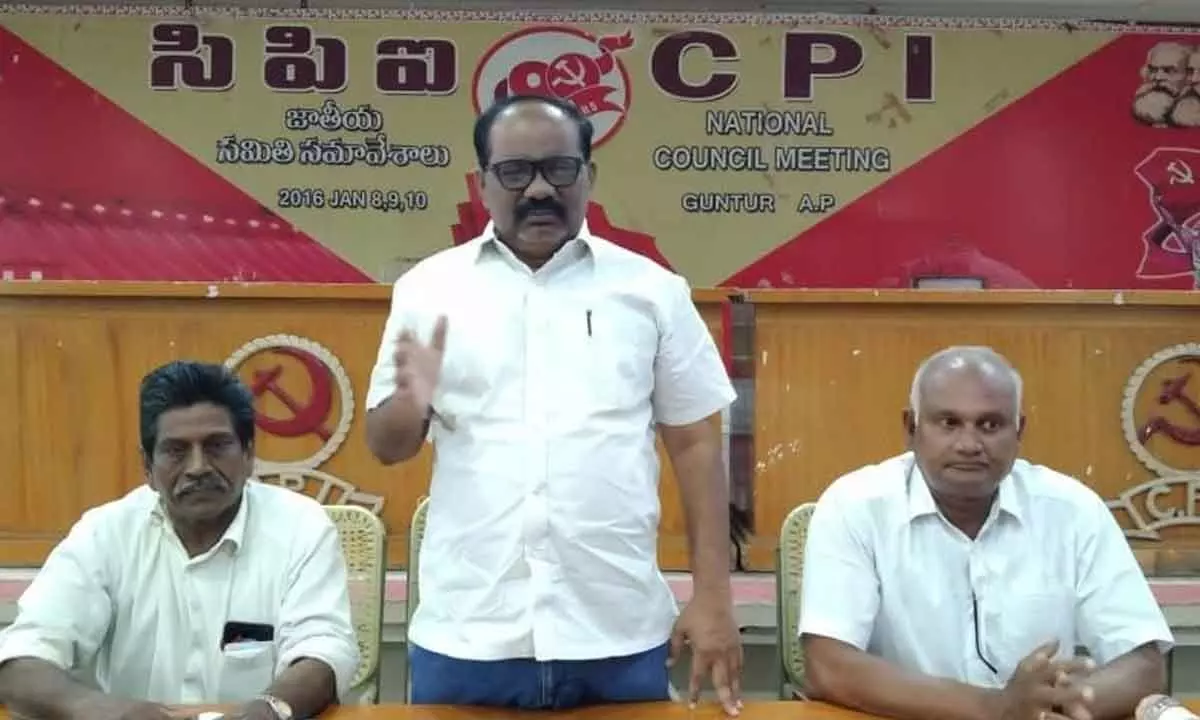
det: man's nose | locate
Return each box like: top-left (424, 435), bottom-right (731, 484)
top-left (523, 172), bottom-right (555, 199)
top-left (953, 430), bottom-right (984, 454)
top-left (184, 445), bottom-right (208, 474)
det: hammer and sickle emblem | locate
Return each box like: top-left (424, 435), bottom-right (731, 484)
top-left (1139, 356), bottom-right (1200, 447)
top-left (248, 347), bottom-right (335, 441)
top-left (552, 55), bottom-right (588, 89)
top-left (1167, 160), bottom-right (1195, 185)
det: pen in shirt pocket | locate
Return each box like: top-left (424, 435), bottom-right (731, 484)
top-left (586, 309), bottom-right (593, 337)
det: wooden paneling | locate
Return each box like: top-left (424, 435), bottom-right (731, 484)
top-left (744, 290), bottom-right (1200, 572)
top-left (8, 284), bottom-right (1198, 575)
top-left (0, 282), bottom-right (734, 570)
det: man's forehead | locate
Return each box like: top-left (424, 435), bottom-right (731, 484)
top-left (490, 110), bottom-right (579, 156)
top-left (1150, 44), bottom-right (1189, 63)
top-left (156, 403), bottom-right (235, 437)
top-left (922, 370), bottom-right (1014, 412)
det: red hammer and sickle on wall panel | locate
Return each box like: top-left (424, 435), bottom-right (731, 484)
top-left (248, 346), bottom-right (334, 441)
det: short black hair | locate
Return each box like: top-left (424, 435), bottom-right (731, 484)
top-left (472, 94), bottom-right (594, 168)
top-left (139, 360), bottom-right (255, 460)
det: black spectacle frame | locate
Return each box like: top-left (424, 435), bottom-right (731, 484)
top-left (486, 156), bottom-right (584, 191)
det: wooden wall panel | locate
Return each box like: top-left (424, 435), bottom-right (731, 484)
top-left (9, 285), bottom-right (1196, 576)
top-left (744, 290), bottom-right (1200, 573)
top-left (0, 282), bottom-right (732, 571)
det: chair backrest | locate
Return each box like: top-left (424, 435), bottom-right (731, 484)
top-left (324, 504), bottom-right (387, 704)
top-left (403, 497), bottom-right (431, 703)
top-left (776, 502), bottom-right (816, 699)
top-left (407, 497), bottom-right (430, 627)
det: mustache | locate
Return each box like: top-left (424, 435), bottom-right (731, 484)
top-left (515, 198), bottom-right (566, 223)
top-left (1138, 84), bottom-right (1178, 97)
top-left (175, 473), bottom-right (230, 497)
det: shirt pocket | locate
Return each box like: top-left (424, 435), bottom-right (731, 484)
top-left (555, 298), bottom-right (657, 417)
top-left (217, 640), bottom-right (276, 703)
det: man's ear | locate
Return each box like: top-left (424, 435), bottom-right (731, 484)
top-left (587, 161), bottom-right (598, 188)
top-left (1016, 414), bottom-right (1027, 440)
top-left (901, 409), bottom-right (916, 448)
top-left (476, 167), bottom-right (488, 189)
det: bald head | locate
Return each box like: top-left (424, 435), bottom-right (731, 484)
top-left (1148, 42), bottom-right (1191, 68)
top-left (472, 94), bottom-right (593, 168)
top-left (909, 346), bottom-right (1022, 423)
top-left (905, 346), bottom-right (1025, 513)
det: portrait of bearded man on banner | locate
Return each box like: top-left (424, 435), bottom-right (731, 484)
top-left (1170, 47), bottom-right (1200, 127)
top-left (1133, 41), bottom-right (1200, 128)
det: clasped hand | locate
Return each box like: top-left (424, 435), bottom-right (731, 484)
top-left (995, 639), bottom-right (1097, 720)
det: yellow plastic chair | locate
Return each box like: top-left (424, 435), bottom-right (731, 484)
top-left (776, 502), bottom-right (816, 700)
top-left (324, 504), bottom-right (387, 704)
top-left (403, 496), bottom-right (430, 703)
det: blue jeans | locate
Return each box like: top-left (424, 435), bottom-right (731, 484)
top-left (409, 642), bottom-right (672, 708)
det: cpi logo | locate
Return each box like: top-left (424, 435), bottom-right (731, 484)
top-left (471, 25), bottom-right (635, 149)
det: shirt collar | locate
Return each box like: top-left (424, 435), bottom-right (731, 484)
top-left (904, 452), bottom-right (1023, 526)
top-left (473, 220), bottom-right (598, 265)
top-left (151, 481), bottom-right (251, 554)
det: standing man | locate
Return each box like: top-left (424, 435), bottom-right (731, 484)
top-left (799, 346), bottom-right (1172, 720)
top-left (365, 94), bottom-right (741, 713)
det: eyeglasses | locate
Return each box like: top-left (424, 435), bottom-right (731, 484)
top-left (487, 156), bottom-right (584, 191)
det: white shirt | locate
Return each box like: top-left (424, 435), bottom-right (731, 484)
top-left (366, 223), bottom-right (736, 661)
top-left (800, 452), bottom-right (1174, 687)
top-left (0, 481), bottom-right (360, 704)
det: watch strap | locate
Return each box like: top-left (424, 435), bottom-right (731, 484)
top-left (255, 694), bottom-right (293, 720)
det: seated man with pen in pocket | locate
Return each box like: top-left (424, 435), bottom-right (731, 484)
top-left (0, 361), bottom-right (359, 720)
top-left (799, 346), bottom-right (1173, 720)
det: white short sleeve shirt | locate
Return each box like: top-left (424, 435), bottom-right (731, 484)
top-left (0, 482), bottom-right (360, 704)
top-left (366, 223), bottom-right (737, 661)
top-left (799, 452), bottom-right (1173, 687)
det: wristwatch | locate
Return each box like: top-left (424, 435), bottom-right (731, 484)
top-left (255, 694), bottom-right (294, 720)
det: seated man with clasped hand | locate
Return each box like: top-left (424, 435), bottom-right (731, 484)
top-left (800, 346), bottom-right (1173, 720)
top-left (0, 361), bottom-right (359, 720)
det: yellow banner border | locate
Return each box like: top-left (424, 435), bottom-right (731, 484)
top-left (2, 4), bottom-right (1200, 36)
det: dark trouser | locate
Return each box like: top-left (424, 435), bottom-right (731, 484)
top-left (409, 642), bottom-right (673, 709)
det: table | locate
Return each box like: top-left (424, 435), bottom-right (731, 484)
top-left (315, 698), bottom-right (1200, 719)
top-left (3, 699), bottom-right (1199, 719)
top-left (0, 701), bottom-right (876, 719)
top-left (316, 702), bottom-right (876, 719)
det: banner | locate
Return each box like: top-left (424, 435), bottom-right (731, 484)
top-left (1, 8), bottom-right (1199, 288)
